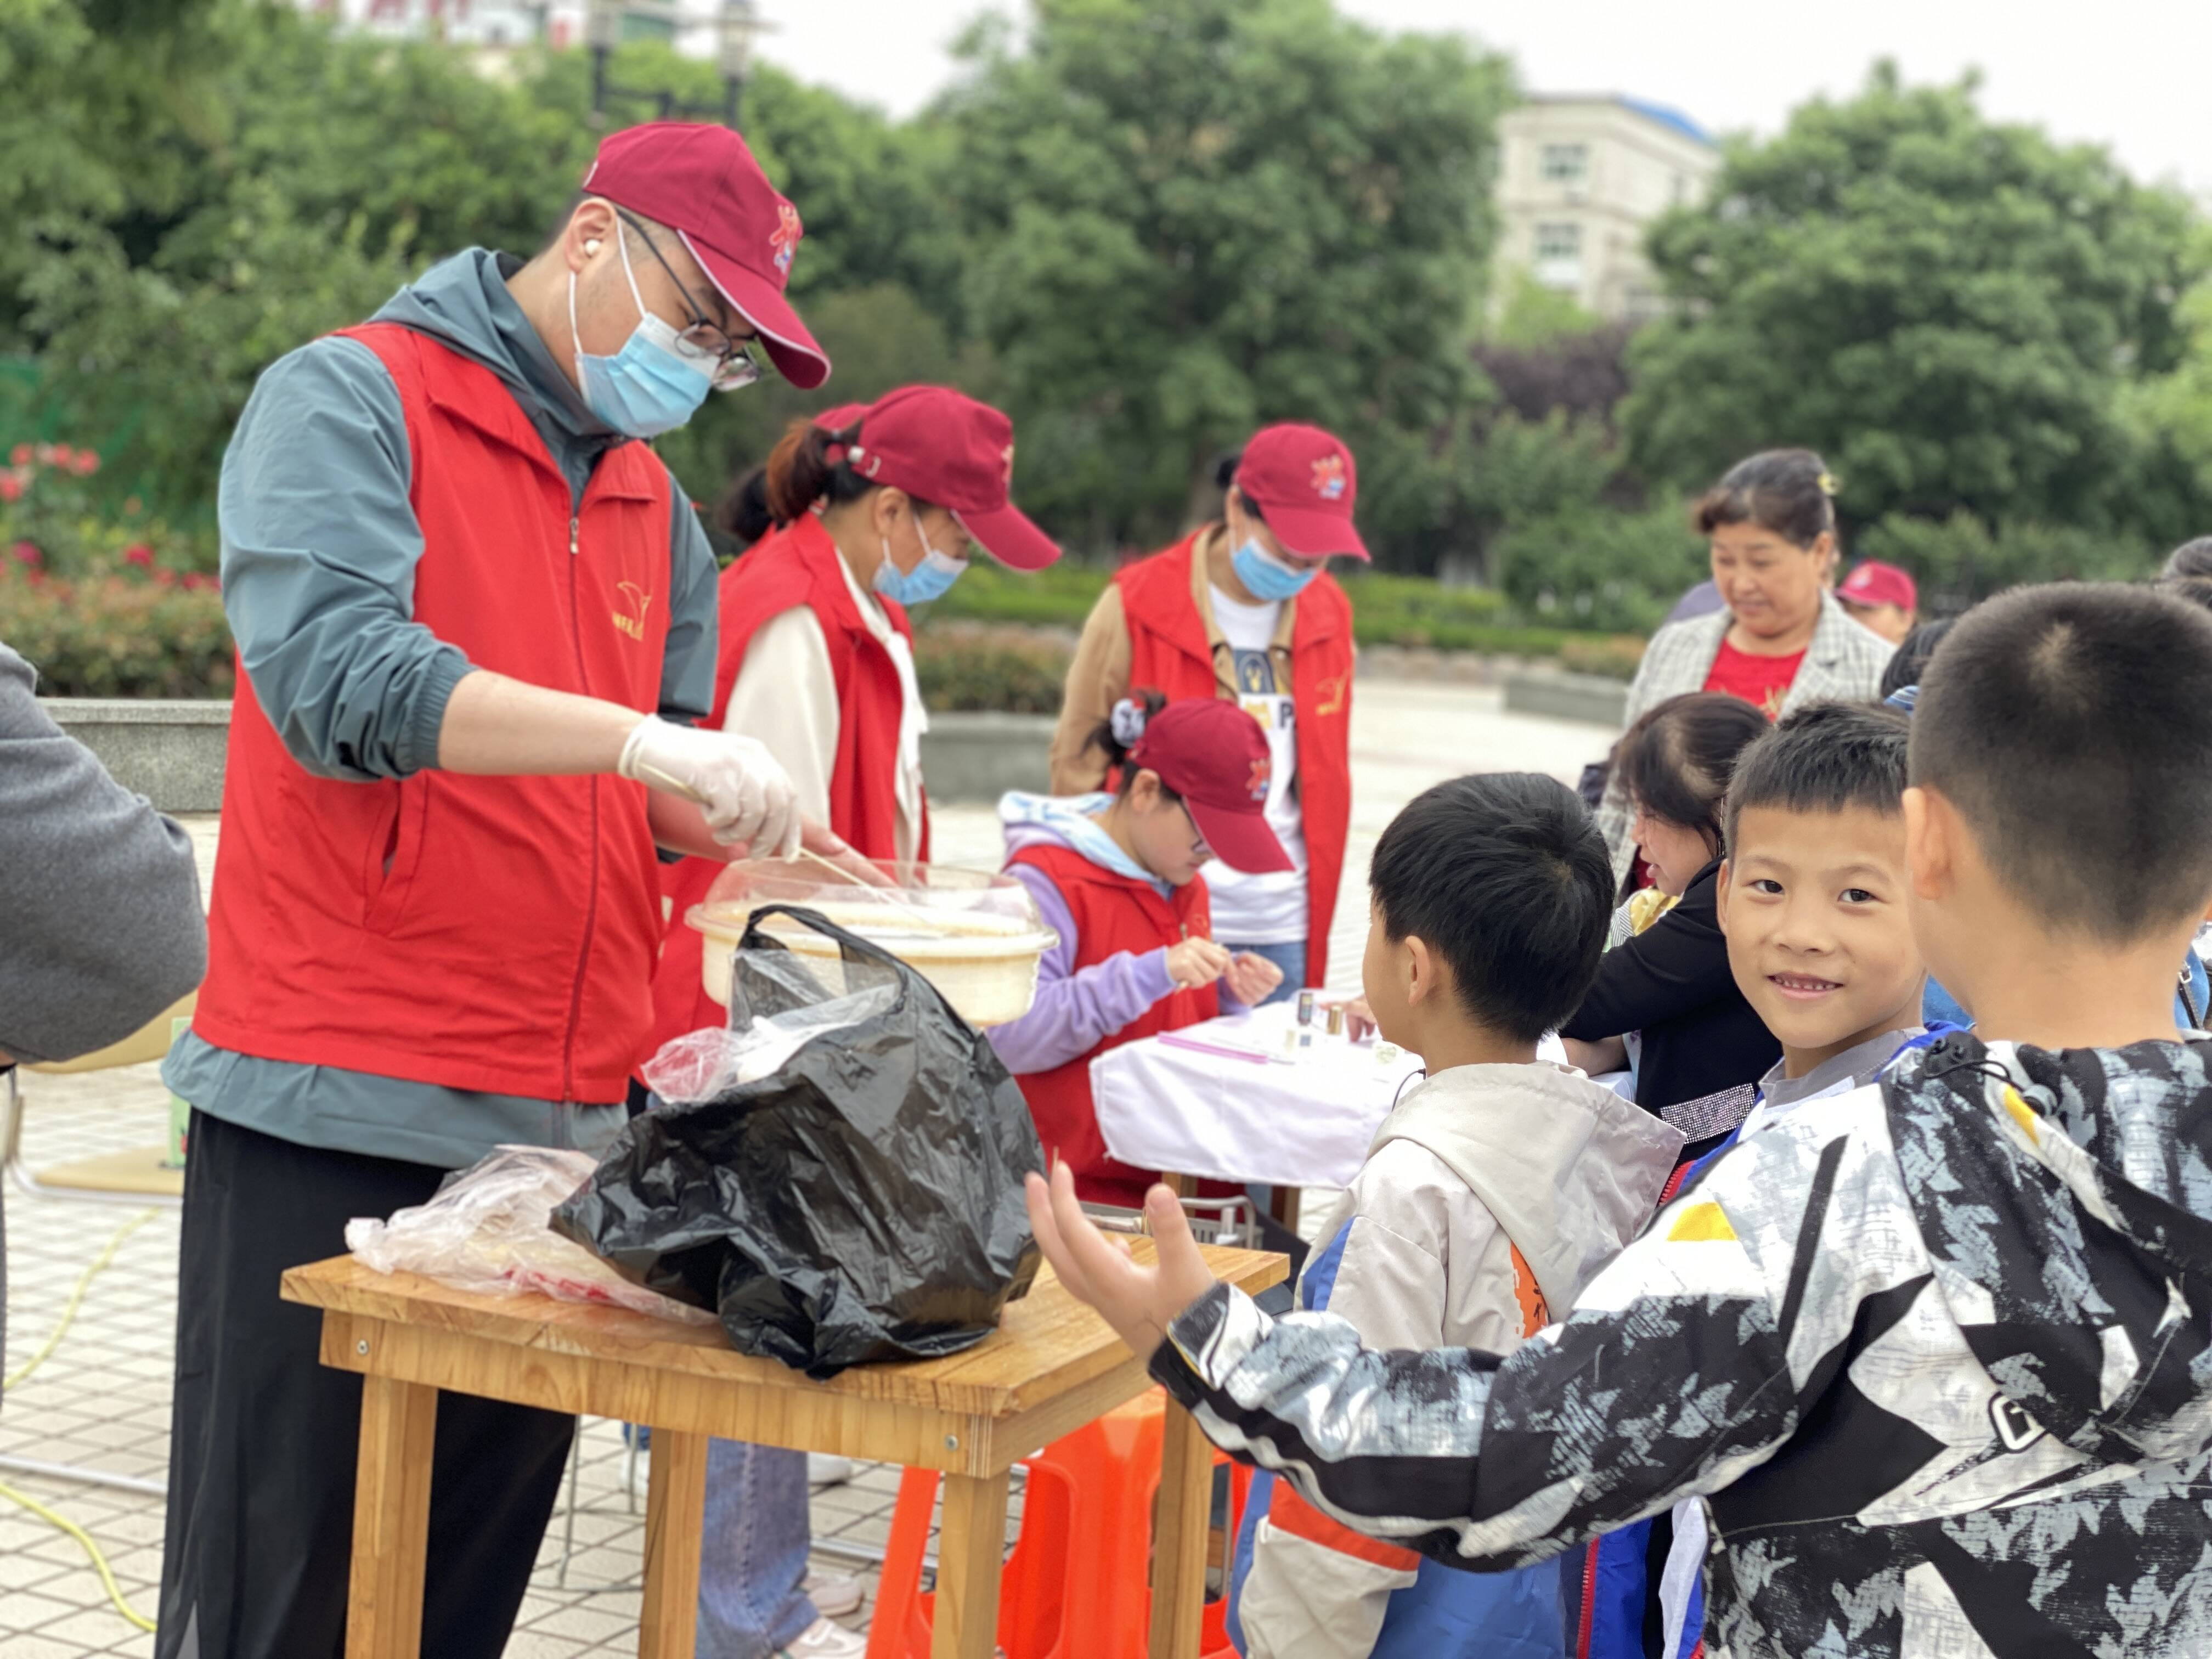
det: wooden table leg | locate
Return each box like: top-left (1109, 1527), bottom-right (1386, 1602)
top-left (639, 1429), bottom-right (710, 1659)
top-left (1267, 1184), bottom-right (1301, 1235)
top-left (1148, 1402), bottom-right (1211, 1659)
top-left (931, 1469), bottom-right (1010, 1659)
top-left (347, 1374), bottom-right (438, 1659)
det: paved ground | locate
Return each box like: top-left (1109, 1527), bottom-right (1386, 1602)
top-left (0, 680), bottom-right (1612, 1656)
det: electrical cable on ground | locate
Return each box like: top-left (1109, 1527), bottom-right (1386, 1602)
top-left (1, 1205), bottom-right (163, 1633)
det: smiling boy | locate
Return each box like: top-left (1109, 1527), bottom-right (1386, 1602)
top-left (1027, 583), bottom-right (2212, 1659)
top-left (1719, 702), bottom-right (1928, 1128)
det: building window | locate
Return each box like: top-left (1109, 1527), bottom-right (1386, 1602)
top-left (1533, 221), bottom-right (1583, 290)
top-left (1539, 143), bottom-right (1589, 184)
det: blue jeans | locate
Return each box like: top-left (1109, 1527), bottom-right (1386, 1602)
top-left (696, 1438), bottom-right (819, 1658)
top-left (1217, 939), bottom-right (1305, 1013)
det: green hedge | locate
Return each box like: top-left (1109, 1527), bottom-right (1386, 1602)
top-left (1, 554), bottom-right (232, 697)
top-left (912, 622), bottom-right (1073, 715)
top-left (922, 560), bottom-right (1537, 652)
top-left (1857, 513), bottom-right (2159, 608)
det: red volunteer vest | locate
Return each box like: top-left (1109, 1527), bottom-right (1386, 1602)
top-left (192, 324), bottom-right (675, 1104)
top-left (1113, 532), bottom-right (1355, 983)
top-left (1006, 843), bottom-right (1217, 1208)
top-left (647, 514), bottom-right (932, 1054)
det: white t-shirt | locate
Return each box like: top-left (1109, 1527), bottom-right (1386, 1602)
top-left (1200, 584), bottom-right (1309, 945)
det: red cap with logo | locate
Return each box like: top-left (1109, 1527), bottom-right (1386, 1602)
top-left (582, 122), bottom-right (831, 391)
top-left (844, 386), bottom-right (1060, 571)
top-left (1234, 422), bottom-right (1368, 561)
top-left (1125, 699), bottom-right (1294, 875)
top-left (1838, 560), bottom-right (1917, 612)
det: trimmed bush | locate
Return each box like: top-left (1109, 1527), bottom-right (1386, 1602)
top-left (1, 551), bottom-right (232, 698)
top-left (912, 621), bottom-right (1073, 715)
top-left (1855, 513), bottom-right (2158, 611)
top-left (1493, 503), bottom-right (1708, 634)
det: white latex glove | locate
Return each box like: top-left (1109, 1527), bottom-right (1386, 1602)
top-left (617, 716), bottom-right (799, 855)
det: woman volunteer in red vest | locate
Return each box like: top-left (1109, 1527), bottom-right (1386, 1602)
top-left (1049, 422), bottom-right (1363, 1002)
top-left (648, 386), bottom-right (1060, 1053)
top-left (991, 693), bottom-right (1293, 1204)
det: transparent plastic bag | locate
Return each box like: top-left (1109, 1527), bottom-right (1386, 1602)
top-left (346, 1146), bottom-right (714, 1324)
top-left (641, 979), bottom-right (900, 1104)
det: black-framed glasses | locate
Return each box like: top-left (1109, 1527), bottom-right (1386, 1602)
top-left (616, 209), bottom-right (763, 391)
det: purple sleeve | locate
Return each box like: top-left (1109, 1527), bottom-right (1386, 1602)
top-left (988, 862), bottom-right (1178, 1074)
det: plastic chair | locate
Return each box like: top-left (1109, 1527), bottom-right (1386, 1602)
top-left (0, 991), bottom-right (195, 1205)
top-left (866, 1387), bottom-right (1252, 1659)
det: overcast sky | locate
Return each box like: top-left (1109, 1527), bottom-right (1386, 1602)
top-left (754, 1), bottom-right (2212, 199)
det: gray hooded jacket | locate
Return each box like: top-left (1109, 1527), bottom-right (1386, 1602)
top-left (163, 249), bottom-right (719, 1168)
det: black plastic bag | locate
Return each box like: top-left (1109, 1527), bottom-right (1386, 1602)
top-left (551, 905), bottom-right (1045, 1379)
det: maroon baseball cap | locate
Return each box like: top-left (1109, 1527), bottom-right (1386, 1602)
top-left (846, 386), bottom-right (1061, 571)
top-left (812, 402), bottom-right (868, 432)
top-left (1234, 423), bottom-right (1369, 561)
top-left (582, 122), bottom-right (831, 390)
top-left (1838, 560), bottom-right (1917, 612)
top-left (1126, 699), bottom-right (1294, 875)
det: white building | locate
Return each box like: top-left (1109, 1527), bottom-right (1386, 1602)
top-left (1493, 94), bottom-right (1722, 323)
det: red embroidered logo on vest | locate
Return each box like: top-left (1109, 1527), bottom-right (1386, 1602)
top-left (613, 580), bottom-right (653, 642)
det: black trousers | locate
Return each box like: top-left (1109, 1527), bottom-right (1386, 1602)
top-left (156, 1110), bottom-right (574, 1659)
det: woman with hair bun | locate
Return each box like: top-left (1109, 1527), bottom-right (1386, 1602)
top-left (647, 386), bottom-right (1059, 1051)
top-left (1594, 448), bottom-right (1892, 883)
top-left (657, 386), bottom-right (1057, 1659)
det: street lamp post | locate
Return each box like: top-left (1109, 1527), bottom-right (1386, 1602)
top-left (584, 1), bottom-right (771, 129)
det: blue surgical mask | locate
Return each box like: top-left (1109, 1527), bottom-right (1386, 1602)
top-left (1232, 537), bottom-right (1318, 601)
top-left (874, 520), bottom-right (969, 606)
top-left (568, 218), bottom-right (717, 439)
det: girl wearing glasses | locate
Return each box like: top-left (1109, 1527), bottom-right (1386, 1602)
top-left (991, 692), bottom-right (1290, 1206)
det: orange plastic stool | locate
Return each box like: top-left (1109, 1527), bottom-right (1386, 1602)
top-left (865, 1388), bottom-right (1251, 1659)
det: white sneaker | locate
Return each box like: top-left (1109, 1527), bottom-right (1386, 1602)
top-left (807, 1453), bottom-right (855, 1487)
top-left (805, 1569), bottom-right (866, 1618)
top-left (778, 1615), bottom-right (869, 1657)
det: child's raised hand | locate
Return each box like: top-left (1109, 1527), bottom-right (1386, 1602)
top-left (1165, 936), bottom-right (1234, 988)
top-left (1024, 1163), bottom-right (1221, 1362)
top-left (1224, 951), bottom-right (1285, 1007)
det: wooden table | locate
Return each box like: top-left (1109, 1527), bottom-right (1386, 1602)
top-left (283, 1243), bottom-right (1286, 1659)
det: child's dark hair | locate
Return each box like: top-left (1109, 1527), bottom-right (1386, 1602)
top-left (1083, 688), bottom-right (1180, 800)
top-left (1211, 449), bottom-right (1268, 527)
top-left (1878, 617), bottom-right (1956, 699)
top-left (1724, 702), bottom-right (1912, 852)
top-left (1693, 449), bottom-right (1837, 550)
top-left (2162, 537), bottom-right (2212, 580)
top-left (714, 464), bottom-right (776, 546)
top-left (1912, 583), bottom-right (2212, 939)
top-left (1369, 773), bottom-right (1614, 1042)
top-left (2159, 575), bottom-right (2212, 617)
top-left (1616, 692), bottom-right (1773, 878)
top-left (763, 415), bottom-right (938, 524)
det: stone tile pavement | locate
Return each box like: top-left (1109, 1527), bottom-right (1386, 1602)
top-left (0, 682), bottom-right (1609, 1656)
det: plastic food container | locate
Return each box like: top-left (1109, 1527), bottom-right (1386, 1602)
top-left (688, 857), bottom-right (1058, 1027)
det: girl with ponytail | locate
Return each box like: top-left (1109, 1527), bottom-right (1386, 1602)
top-left (989, 691), bottom-right (1292, 1205)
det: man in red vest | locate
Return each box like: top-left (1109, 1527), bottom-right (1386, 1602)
top-left (1049, 424), bottom-right (1364, 994)
top-left (156, 125), bottom-right (832, 1659)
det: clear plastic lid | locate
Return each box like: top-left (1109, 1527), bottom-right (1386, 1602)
top-left (692, 855), bottom-right (1048, 943)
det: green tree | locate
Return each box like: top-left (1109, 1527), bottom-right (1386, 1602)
top-left (936, 0), bottom-right (1511, 563)
top-left (1621, 64), bottom-right (2204, 536)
